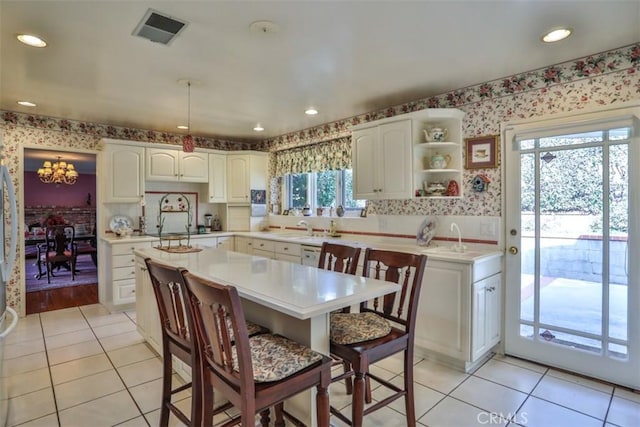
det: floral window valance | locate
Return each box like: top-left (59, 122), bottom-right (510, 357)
top-left (274, 137), bottom-right (352, 176)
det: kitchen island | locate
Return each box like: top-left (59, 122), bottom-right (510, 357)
top-left (133, 246), bottom-right (399, 426)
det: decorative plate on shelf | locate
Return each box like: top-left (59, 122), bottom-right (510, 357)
top-left (417, 216), bottom-right (437, 247)
top-left (109, 215), bottom-right (133, 233)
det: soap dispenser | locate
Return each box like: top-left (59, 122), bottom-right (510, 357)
top-left (329, 220), bottom-right (337, 237)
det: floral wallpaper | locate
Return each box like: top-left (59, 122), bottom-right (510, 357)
top-left (266, 43), bottom-right (640, 217)
top-left (2, 43), bottom-right (639, 314)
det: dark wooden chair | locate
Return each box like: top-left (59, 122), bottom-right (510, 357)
top-left (74, 225), bottom-right (97, 266)
top-left (144, 258), bottom-right (270, 426)
top-left (329, 248), bottom-right (427, 427)
top-left (317, 241), bottom-right (362, 394)
top-left (144, 259), bottom-right (197, 426)
top-left (317, 241), bottom-right (361, 276)
top-left (41, 225), bottom-right (76, 284)
top-left (181, 270), bottom-right (333, 427)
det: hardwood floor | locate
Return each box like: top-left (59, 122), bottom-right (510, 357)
top-left (25, 283), bottom-right (98, 315)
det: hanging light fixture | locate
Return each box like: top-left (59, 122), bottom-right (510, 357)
top-left (182, 81), bottom-right (195, 152)
top-left (37, 156), bottom-right (79, 185)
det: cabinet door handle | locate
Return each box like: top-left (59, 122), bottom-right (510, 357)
top-left (140, 267), bottom-right (148, 272)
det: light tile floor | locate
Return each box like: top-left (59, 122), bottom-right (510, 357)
top-left (3, 304), bottom-right (639, 427)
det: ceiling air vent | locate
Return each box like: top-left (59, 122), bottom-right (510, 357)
top-left (132, 9), bottom-right (188, 45)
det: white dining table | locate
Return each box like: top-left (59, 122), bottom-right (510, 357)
top-left (134, 246), bottom-right (399, 425)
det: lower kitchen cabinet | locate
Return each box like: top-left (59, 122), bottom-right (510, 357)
top-left (234, 236), bottom-right (253, 254)
top-left (134, 256), bottom-right (161, 354)
top-left (415, 255), bottom-right (502, 372)
top-left (216, 235), bottom-right (234, 250)
top-left (103, 240), bottom-right (152, 309)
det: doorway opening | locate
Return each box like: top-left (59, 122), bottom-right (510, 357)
top-left (23, 148), bottom-right (98, 314)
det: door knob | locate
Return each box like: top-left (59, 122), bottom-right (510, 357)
top-left (508, 246), bottom-right (518, 255)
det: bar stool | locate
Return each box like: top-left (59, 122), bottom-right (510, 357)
top-left (181, 270), bottom-right (333, 427)
top-left (329, 248), bottom-right (427, 427)
top-left (144, 258), bottom-right (268, 426)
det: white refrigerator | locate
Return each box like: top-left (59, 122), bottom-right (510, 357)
top-left (0, 131), bottom-right (18, 427)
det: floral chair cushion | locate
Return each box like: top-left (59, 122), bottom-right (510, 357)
top-left (232, 334), bottom-right (324, 383)
top-left (330, 312), bottom-right (392, 345)
top-left (225, 316), bottom-right (268, 341)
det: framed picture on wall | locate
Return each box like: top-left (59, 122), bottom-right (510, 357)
top-left (465, 135), bottom-right (499, 169)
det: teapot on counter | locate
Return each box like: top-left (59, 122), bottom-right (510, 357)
top-left (429, 153), bottom-right (451, 169)
top-left (423, 127), bottom-right (448, 143)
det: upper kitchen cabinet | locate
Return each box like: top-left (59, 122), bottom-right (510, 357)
top-left (146, 148), bottom-right (209, 183)
top-left (411, 108), bottom-right (465, 199)
top-left (208, 153), bottom-right (227, 203)
top-left (226, 152), bottom-right (267, 204)
top-left (351, 119), bottom-right (413, 200)
top-left (102, 142), bottom-right (145, 203)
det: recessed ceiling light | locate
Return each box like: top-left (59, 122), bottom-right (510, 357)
top-left (177, 125), bottom-right (189, 130)
top-left (305, 108), bottom-right (318, 115)
top-left (542, 28), bottom-right (572, 43)
top-left (17, 101), bottom-right (36, 107)
top-left (17, 34), bottom-right (47, 47)
top-left (253, 125), bottom-right (265, 132)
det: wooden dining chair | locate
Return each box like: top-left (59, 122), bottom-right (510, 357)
top-left (317, 241), bottom-right (362, 394)
top-left (144, 259), bottom-right (195, 426)
top-left (42, 225), bottom-right (76, 284)
top-left (145, 258), bottom-right (270, 426)
top-left (181, 270), bottom-right (333, 427)
top-left (317, 241), bottom-right (361, 277)
top-left (329, 248), bottom-right (427, 427)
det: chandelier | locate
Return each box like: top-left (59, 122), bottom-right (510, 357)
top-left (37, 156), bottom-right (79, 185)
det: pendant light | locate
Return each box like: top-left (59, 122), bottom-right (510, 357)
top-left (182, 81), bottom-right (194, 152)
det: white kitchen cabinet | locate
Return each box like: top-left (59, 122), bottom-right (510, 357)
top-left (208, 153), bottom-right (227, 202)
top-left (411, 108), bottom-right (465, 199)
top-left (351, 119), bottom-right (413, 200)
top-left (146, 148), bottom-right (209, 183)
top-left (134, 256), bottom-right (161, 354)
top-left (234, 236), bottom-right (253, 254)
top-left (226, 152), bottom-right (267, 203)
top-left (102, 143), bottom-right (145, 203)
top-left (415, 254), bottom-right (502, 372)
top-left (252, 239), bottom-right (275, 259)
top-left (104, 240), bottom-right (152, 308)
top-left (471, 273), bottom-right (501, 362)
top-left (216, 235), bottom-right (234, 251)
top-left (273, 241), bottom-right (302, 263)
top-left (249, 238), bottom-right (301, 263)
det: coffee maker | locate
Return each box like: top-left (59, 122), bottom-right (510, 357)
top-left (204, 214), bottom-right (213, 229)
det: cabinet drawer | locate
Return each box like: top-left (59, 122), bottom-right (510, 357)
top-left (252, 239), bottom-right (274, 252)
top-left (274, 242), bottom-right (301, 257)
top-left (112, 254), bottom-right (135, 268)
top-left (113, 266), bottom-right (136, 281)
top-left (114, 279), bottom-right (136, 304)
top-left (111, 242), bottom-right (150, 256)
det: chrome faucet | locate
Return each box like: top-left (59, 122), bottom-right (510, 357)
top-left (297, 220), bottom-right (313, 236)
top-left (450, 222), bottom-right (465, 252)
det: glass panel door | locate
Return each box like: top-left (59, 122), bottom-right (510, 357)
top-left (505, 120), bottom-right (639, 388)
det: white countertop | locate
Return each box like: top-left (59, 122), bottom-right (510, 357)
top-left (237, 231), bottom-right (503, 263)
top-left (135, 247), bottom-right (399, 320)
top-left (102, 230), bottom-right (502, 263)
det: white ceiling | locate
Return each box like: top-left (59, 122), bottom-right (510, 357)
top-left (2, 1), bottom-right (639, 143)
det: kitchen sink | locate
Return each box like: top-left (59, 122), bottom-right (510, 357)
top-left (420, 246), bottom-right (485, 257)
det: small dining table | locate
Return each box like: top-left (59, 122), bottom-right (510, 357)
top-left (135, 246), bottom-right (399, 426)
